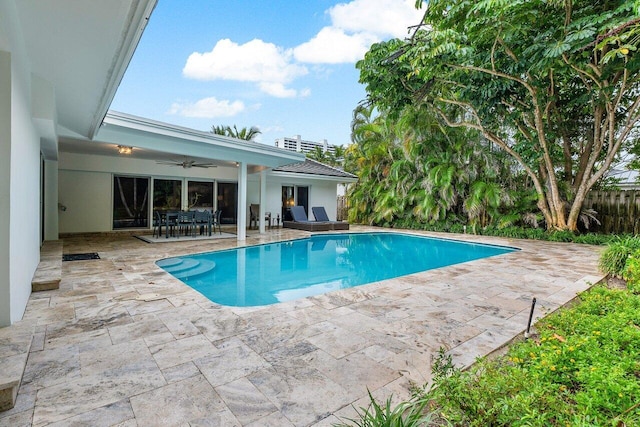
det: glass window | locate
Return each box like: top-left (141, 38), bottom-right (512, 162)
top-left (154, 179), bottom-right (182, 211)
top-left (188, 181), bottom-right (214, 210)
top-left (113, 176), bottom-right (149, 229)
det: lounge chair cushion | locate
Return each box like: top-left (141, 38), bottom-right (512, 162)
top-left (311, 207), bottom-right (330, 222)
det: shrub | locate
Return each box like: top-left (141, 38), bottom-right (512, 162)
top-left (426, 285), bottom-right (640, 426)
top-left (343, 285), bottom-right (640, 426)
top-left (599, 237), bottom-right (640, 277)
top-left (336, 390), bottom-right (434, 427)
top-left (624, 249), bottom-right (640, 293)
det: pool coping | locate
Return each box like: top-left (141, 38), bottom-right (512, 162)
top-left (1, 226), bottom-right (605, 426)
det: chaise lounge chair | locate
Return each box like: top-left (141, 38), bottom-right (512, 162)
top-left (311, 206), bottom-right (349, 230)
top-left (283, 206), bottom-right (332, 231)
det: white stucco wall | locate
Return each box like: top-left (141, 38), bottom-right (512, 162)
top-left (0, 0), bottom-right (42, 326)
top-left (58, 152), bottom-right (344, 234)
top-left (58, 152), bottom-right (236, 233)
top-left (59, 170), bottom-right (112, 233)
top-left (263, 175), bottom-right (340, 221)
top-left (0, 50), bottom-right (12, 326)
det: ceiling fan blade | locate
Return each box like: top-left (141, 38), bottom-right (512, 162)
top-left (192, 164), bottom-right (217, 168)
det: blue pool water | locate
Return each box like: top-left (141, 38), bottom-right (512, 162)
top-left (157, 232), bottom-right (516, 307)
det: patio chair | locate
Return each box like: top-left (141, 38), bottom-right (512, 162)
top-left (212, 209), bottom-right (222, 234)
top-left (249, 204), bottom-right (260, 229)
top-left (194, 210), bottom-right (212, 236)
top-left (177, 211), bottom-right (196, 237)
top-left (283, 206), bottom-right (332, 231)
top-left (311, 206), bottom-right (349, 230)
top-left (152, 210), bottom-right (162, 238)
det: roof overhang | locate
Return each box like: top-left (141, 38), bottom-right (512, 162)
top-left (14, 0), bottom-right (157, 140)
top-left (269, 170), bottom-right (358, 183)
top-left (73, 111), bottom-right (306, 169)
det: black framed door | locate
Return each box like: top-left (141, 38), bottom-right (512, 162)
top-left (218, 182), bottom-right (237, 224)
top-left (296, 186), bottom-right (309, 216)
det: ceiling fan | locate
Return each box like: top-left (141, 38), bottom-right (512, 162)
top-left (156, 158), bottom-right (217, 169)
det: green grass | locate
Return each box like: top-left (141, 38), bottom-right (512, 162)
top-left (338, 284), bottom-right (640, 426)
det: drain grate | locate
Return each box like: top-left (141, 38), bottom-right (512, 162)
top-left (62, 253), bottom-right (100, 262)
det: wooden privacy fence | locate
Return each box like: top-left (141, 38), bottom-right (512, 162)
top-left (337, 196), bottom-right (349, 221)
top-left (583, 190), bottom-right (640, 234)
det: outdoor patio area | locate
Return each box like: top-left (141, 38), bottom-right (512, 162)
top-left (0, 226), bottom-right (604, 426)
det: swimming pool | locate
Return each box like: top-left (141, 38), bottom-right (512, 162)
top-left (157, 232), bottom-right (516, 307)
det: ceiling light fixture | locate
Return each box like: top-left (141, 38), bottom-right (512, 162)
top-left (117, 145), bottom-right (133, 155)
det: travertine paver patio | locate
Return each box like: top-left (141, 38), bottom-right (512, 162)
top-left (0, 226), bottom-right (604, 426)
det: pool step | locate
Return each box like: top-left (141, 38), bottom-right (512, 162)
top-left (158, 258), bottom-right (199, 274)
top-left (158, 258), bottom-right (216, 279)
top-left (174, 260), bottom-right (216, 279)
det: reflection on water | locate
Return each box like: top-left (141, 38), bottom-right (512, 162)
top-left (158, 233), bottom-right (516, 307)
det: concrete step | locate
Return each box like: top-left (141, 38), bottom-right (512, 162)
top-left (31, 240), bottom-right (63, 292)
top-left (0, 321), bottom-right (34, 411)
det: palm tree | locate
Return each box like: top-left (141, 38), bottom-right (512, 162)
top-left (210, 125), bottom-right (228, 136)
top-left (306, 146), bottom-right (329, 164)
top-left (210, 125), bottom-right (261, 141)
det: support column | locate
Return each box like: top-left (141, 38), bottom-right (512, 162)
top-left (259, 170), bottom-right (267, 234)
top-left (237, 162), bottom-right (247, 241)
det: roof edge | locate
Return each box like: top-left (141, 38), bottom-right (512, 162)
top-left (101, 110), bottom-right (306, 162)
top-left (88, 0), bottom-right (158, 139)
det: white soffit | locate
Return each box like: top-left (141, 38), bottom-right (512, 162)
top-left (93, 111), bottom-right (306, 168)
top-left (15, 0), bottom-right (157, 139)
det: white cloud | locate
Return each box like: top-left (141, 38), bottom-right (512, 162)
top-left (168, 97), bottom-right (245, 118)
top-left (179, 1), bottom-right (424, 99)
top-left (329, 0), bottom-right (423, 38)
top-left (183, 38), bottom-right (308, 97)
top-left (258, 82), bottom-right (298, 98)
top-left (293, 27), bottom-right (378, 64)
top-left (292, 0), bottom-right (423, 64)
top-left (299, 88), bottom-right (311, 98)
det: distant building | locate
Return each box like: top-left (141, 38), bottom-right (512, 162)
top-left (275, 135), bottom-right (337, 155)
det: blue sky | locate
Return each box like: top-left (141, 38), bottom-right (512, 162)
top-left (110, 0), bottom-right (424, 147)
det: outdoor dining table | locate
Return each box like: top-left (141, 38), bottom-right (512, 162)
top-left (157, 210), bottom-right (214, 238)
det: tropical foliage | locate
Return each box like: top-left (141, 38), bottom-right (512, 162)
top-left (344, 103), bottom-right (528, 228)
top-left (306, 145), bottom-right (347, 168)
top-left (210, 124), bottom-right (261, 141)
top-left (353, 0), bottom-right (640, 231)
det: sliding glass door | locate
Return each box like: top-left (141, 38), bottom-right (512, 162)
top-left (113, 176), bottom-right (150, 229)
top-left (187, 181), bottom-right (214, 211)
top-left (217, 182), bottom-right (237, 224)
top-left (153, 179), bottom-right (182, 212)
top-left (281, 185), bottom-right (309, 221)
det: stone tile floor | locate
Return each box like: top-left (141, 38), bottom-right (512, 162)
top-left (0, 226), bottom-right (604, 426)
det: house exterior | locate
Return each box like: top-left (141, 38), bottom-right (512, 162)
top-left (0, 1), bottom-right (356, 327)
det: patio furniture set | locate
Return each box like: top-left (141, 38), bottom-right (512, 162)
top-left (153, 209), bottom-right (222, 239)
top-left (283, 206), bottom-right (349, 231)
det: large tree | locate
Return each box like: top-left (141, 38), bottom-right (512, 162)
top-left (358, 0), bottom-right (640, 231)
